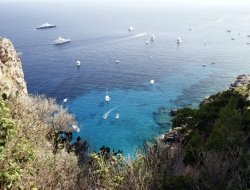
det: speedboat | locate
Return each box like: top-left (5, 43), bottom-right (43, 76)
top-left (128, 26), bottom-right (135, 32)
top-left (151, 34), bottom-right (155, 42)
top-left (115, 60), bottom-right (120, 64)
top-left (36, 22), bottom-right (56, 29)
top-left (72, 124), bottom-right (80, 132)
top-left (115, 112), bottom-right (120, 119)
top-left (63, 98), bottom-right (68, 103)
top-left (76, 60), bottom-right (81, 66)
top-left (202, 64), bottom-right (206, 67)
top-left (53, 36), bottom-right (71, 45)
top-left (177, 37), bottom-right (182, 44)
top-left (105, 94), bottom-right (110, 102)
top-left (150, 79), bottom-right (155, 85)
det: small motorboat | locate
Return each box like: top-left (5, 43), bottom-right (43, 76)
top-left (63, 98), bottom-right (68, 103)
top-left (115, 112), bottom-right (120, 119)
top-left (202, 64), bottom-right (206, 67)
top-left (72, 124), bottom-right (80, 132)
top-left (105, 94), bottom-right (110, 102)
top-left (247, 35), bottom-right (250, 38)
top-left (211, 62), bottom-right (215, 64)
top-left (145, 40), bottom-right (149, 45)
top-left (76, 60), bottom-right (81, 66)
top-left (226, 29), bottom-right (232, 33)
top-left (150, 79), bottom-right (155, 85)
top-left (149, 56), bottom-right (153, 60)
top-left (151, 34), bottom-right (155, 42)
top-left (231, 38), bottom-right (235, 40)
top-left (128, 26), bottom-right (135, 32)
top-left (177, 37), bottom-right (182, 44)
top-left (189, 27), bottom-right (192, 31)
top-left (115, 60), bottom-right (120, 64)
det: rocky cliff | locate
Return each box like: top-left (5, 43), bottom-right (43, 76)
top-left (0, 37), bottom-right (27, 99)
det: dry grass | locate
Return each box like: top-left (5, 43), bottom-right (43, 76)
top-left (3, 95), bottom-right (80, 189)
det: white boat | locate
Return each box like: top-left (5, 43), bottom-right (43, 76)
top-left (149, 56), bottom-right (153, 60)
top-left (105, 95), bottom-right (110, 102)
top-left (76, 60), bottom-right (81, 66)
top-left (63, 98), bottom-right (68, 103)
top-left (177, 37), bottom-right (182, 44)
top-left (150, 79), bottom-right (155, 85)
top-left (36, 22), bottom-right (56, 29)
top-left (145, 40), bottom-right (149, 45)
top-left (151, 34), bottom-right (155, 42)
top-left (53, 36), bottom-right (71, 45)
top-left (115, 60), bottom-right (120, 64)
top-left (72, 124), bottom-right (80, 132)
top-left (128, 26), bottom-right (135, 32)
top-left (115, 112), bottom-right (120, 119)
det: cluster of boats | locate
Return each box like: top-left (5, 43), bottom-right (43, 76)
top-left (36, 22), bottom-right (71, 45)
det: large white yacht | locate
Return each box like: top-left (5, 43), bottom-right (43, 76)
top-left (53, 36), bottom-right (71, 45)
top-left (36, 22), bottom-right (56, 29)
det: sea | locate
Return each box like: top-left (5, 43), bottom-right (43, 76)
top-left (1, 0), bottom-right (250, 155)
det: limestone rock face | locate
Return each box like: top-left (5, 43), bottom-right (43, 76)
top-left (0, 37), bottom-right (27, 99)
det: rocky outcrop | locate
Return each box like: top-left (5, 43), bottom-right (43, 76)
top-left (0, 37), bottom-right (27, 99)
top-left (230, 74), bottom-right (250, 89)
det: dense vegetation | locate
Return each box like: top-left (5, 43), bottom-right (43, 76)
top-left (0, 87), bottom-right (249, 189)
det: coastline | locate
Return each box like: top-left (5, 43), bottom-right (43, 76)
top-left (157, 74), bottom-right (250, 145)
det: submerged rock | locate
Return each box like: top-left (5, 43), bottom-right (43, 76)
top-left (153, 107), bottom-right (171, 127)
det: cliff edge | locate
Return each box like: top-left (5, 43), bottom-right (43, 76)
top-left (0, 37), bottom-right (27, 99)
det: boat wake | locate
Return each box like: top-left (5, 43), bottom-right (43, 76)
top-left (103, 106), bottom-right (119, 119)
top-left (126, 32), bottom-right (147, 39)
top-left (214, 18), bottom-right (224, 23)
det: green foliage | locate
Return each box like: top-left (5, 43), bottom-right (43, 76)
top-left (0, 99), bottom-right (35, 189)
top-left (89, 152), bottom-right (125, 189)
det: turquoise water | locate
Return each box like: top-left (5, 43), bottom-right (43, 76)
top-left (1, 1), bottom-right (250, 154)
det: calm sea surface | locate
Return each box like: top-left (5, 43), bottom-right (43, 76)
top-left (1, 1), bottom-right (250, 154)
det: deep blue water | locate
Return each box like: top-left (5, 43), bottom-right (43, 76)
top-left (1, 1), bottom-right (250, 154)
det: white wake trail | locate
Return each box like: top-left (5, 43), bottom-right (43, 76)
top-left (103, 106), bottom-right (119, 119)
top-left (127, 32), bottom-right (147, 39)
top-left (214, 18), bottom-right (224, 23)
